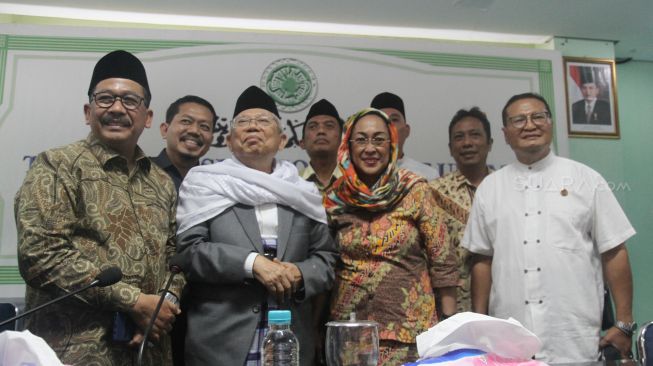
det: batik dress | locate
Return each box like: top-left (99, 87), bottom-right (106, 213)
top-left (329, 181), bottom-right (458, 363)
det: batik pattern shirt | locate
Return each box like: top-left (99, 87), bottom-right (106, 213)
top-left (430, 169), bottom-right (492, 312)
top-left (15, 134), bottom-right (184, 366)
top-left (329, 182), bottom-right (458, 344)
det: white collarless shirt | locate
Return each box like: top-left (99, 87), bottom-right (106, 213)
top-left (462, 151), bottom-right (635, 363)
top-left (244, 203), bottom-right (279, 277)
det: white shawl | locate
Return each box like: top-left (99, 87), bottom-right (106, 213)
top-left (176, 157), bottom-right (326, 234)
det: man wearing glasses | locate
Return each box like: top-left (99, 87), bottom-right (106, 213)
top-left (462, 92), bottom-right (635, 363)
top-left (15, 50), bottom-right (182, 365)
top-left (175, 85), bottom-right (337, 366)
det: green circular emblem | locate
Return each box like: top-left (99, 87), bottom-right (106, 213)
top-left (261, 58), bottom-right (318, 113)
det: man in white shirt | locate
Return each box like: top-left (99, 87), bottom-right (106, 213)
top-left (462, 92), bottom-right (635, 363)
top-left (371, 92), bottom-right (439, 180)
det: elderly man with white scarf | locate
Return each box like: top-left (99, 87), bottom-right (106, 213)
top-left (175, 85), bottom-right (337, 366)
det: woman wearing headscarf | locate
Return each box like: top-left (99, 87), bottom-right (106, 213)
top-left (324, 108), bottom-right (458, 364)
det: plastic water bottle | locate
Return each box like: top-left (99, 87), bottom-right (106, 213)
top-left (262, 310), bottom-right (299, 366)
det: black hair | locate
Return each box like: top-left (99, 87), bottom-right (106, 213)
top-left (165, 95), bottom-right (218, 129)
top-left (501, 92), bottom-right (552, 126)
top-left (448, 107), bottom-right (492, 143)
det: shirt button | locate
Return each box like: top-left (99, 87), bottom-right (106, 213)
top-left (536, 239), bottom-right (541, 243)
top-left (537, 211), bottom-right (542, 215)
top-left (523, 240), bottom-right (528, 245)
top-left (252, 305), bottom-right (260, 313)
top-left (524, 269), bottom-right (528, 273)
top-left (525, 300), bottom-right (529, 304)
top-left (539, 300), bottom-right (543, 304)
top-left (537, 267), bottom-right (541, 271)
top-left (525, 213), bottom-right (529, 217)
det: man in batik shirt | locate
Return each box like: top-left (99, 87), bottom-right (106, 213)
top-left (430, 107), bottom-right (493, 313)
top-left (15, 50), bottom-right (182, 366)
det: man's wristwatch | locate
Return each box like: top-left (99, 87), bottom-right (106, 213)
top-left (615, 320), bottom-right (638, 337)
top-left (160, 290), bottom-right (180, 306)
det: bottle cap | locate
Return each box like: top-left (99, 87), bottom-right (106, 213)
top-left (268, 310), bottom-right (291, 324)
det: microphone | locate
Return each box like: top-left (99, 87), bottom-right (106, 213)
top-left (0, 267), bottom-right (122, 328)
top-left (137, 256), bottom-right (183, 366)
top-left (94, 266), bottom-right (123, 287)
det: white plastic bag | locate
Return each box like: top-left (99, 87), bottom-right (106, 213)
top-left (0, 330), bottom-right (65, 366)
top-left (416, 312), bottom-right (542, 360)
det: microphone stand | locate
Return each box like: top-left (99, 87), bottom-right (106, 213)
top-left (137, 265), bottom-right (181, 366)
top-left (0, 267), bottom-right (122, 329)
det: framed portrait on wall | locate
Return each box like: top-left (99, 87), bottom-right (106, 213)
top-left (563, 57), bottom-right (620, 138)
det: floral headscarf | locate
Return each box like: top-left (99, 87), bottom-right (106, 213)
top-left (324, 108), bottom-right (424, 215)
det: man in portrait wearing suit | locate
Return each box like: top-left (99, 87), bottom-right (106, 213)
top-left (175, 85), bottom-right (338, 366)
top-left (571, 72), bottom-right (611, 125)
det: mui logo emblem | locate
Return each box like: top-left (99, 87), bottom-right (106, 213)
top-left (261, 58), bottom-right (318, 113)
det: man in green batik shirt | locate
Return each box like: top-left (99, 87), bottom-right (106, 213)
top-left (14, 50), bottom-right (183, 366)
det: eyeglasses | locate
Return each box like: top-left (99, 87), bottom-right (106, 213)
top-left (232, 116), bottom-right (277, 128)
top-left (92, 92), bottom-right (144, 110)
top-left (349, 137), bottom-right (390, 147)
top-left (506, 111), bottom-right (551, 129)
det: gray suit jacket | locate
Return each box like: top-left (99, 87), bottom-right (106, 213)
top-left (177, 203), bottom-right (338, 366)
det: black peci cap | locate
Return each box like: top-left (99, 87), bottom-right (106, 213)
top-left (370, 92), bottom-right (405, 118)
top-left (88, 50), bottom-right (150, 98)
top-left (233, 85), bottom-right (280, 118)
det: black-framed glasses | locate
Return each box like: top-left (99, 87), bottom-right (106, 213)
top-left (92, 92), bottom-right (145, 110)
top-left (507, 111), bottom-right (551, 129)
top-left (349, 137), bottom-right (390, 147)
top-left (231, 116), bottom-right (276, 128)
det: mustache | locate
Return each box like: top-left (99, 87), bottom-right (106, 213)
top-left (100, 115), bottom-right (131, 126)
top-left (181, 134), bottom-right (204, 147)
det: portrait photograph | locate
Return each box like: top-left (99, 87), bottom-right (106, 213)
top-left (564, 57), bottom-right (620, 138)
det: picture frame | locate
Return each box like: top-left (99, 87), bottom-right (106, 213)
top-left (563, 57), bottom-right (620, 138)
